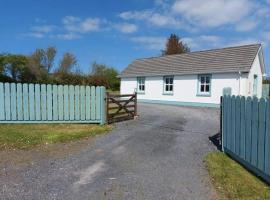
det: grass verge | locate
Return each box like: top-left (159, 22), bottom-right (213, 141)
top-left (204, 151), bottom-right (270, 200)
top-left (0, 124), bottom-right (111, 149)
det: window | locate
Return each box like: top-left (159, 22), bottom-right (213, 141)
top-left (253, 75), bottom-right (258, 96)
top-left (163, 76), bottom-right (174, 94)
top-left (137, 77), bottom-right (145, 93)
top-left (198, 74), bottom-right (211, 96)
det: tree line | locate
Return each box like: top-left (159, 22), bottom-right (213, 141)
top-left (0, 47), bottom-right (120, 91)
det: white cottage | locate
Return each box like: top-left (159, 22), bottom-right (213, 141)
top-left (120, 44), bottom-right (266, 107)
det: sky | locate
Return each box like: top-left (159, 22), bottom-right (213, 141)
top-left (0, 0), bottom-right (270, 74)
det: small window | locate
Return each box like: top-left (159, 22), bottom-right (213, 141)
top-left (163, 76), bottom-right (174, 94)
top-left (137, 77), bottom-right (145, 93)
top-left (198, 74), bottom-right (211, 96)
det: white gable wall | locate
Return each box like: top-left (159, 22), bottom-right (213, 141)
top-left (121, 72), bottom-right (245, 105)
top-left (246, 52), bottom-right (263, 98)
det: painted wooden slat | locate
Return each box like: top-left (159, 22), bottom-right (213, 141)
top-left (64, 85), bottom-right (69, 121)
top-left (222, 96), bottom-right (227, 149)
top-left (28, 84), bottom-right (35, 120)
top-left (0, 83), bottom-right (4, 120)
top-left (226, 95), bottom-right (232, 150)
top-left (47, 84), bottom-right (53, 120)
top-left (58, 85), bottom-right (64, 121)
top-left (85, 86), bottom-right (91, 120)
top-left (258, 98), bottom-right (266, 171)
top-left (17, 83), bottom-right (23, 120)
top-left (35, 84), bottom-right (41, 120)
top-left (90, 86), bottom-right (96, 120)
top-left (74, 85), bottom-right (80, 120)
top-left (100, 86), bottom-right (106, 124)
top-left (41, 84), bottom-right (47, 120)
top-left (245, 97), bottom-right (252, 162)
top-left (265, 100), bottom-right (270, 174)
top-left (23, 83), bottom-right (29, 120)
top-left (240, 96), bottom-right (246, 159)
top-left (235, 96), bottom-right (241, 155)
top-left (231, 96), bottom-right (236, 152)
top-left (4, 83), bottom-right (11, 120)
top-left (251, 97), bottom-right (258, 167)
top-left (10, 83), bottom-right (17, 120)
top-left (80, 86), bottom-right (86, 120)
top-left (95, 87), bottom-right (101, 120)
top-left (52, 85), bottom-right (58, 120)
top-left (69, 85), bottom-right (75, 121)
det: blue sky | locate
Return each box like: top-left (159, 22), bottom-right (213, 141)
top-left (1, 0), bottom-right (270, 74)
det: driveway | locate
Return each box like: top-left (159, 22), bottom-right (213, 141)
top-left (1, 103), bottom-right (220, 200)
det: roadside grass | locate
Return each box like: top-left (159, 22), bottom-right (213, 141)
top-left (204, 151), bottom-right (270, 200)
top-left (0, 124), bottom-right (111, 149)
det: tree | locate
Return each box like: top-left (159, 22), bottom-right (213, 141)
top-left (91, 62), bottom-right (120, 90)
top-left (44, 47), bottom-right (57, 73)
top-left (162, 34), bottom-right (190, 55)
top-left (58, 52), bottom-right (77, 73)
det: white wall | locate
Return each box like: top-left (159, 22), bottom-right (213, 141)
top-left (121, 72), bottom-right (244, 105)
top-left (246, 51), bottom-right (263, 98)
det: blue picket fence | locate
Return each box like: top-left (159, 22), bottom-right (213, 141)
top-left (222, 95), bottom-right (270, 183)
top-left (0, 82), bottom-right (106, 124)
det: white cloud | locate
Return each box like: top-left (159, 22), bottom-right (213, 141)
top-left (62, 16), bottom-right (101, 33)
top-left (172, 0), bottom-right (252, 27)
top-left (235, 20), bottom-right (257, 32)
top-left (119, 10), bottom-right (152, 20)
top-left (56, 33), bottom-right (81, 40)
top-left (182, 35), bottom-right (223, 49)
top-left (28, 25), bottom-right (55, 38)
top-left (131, 36), bottom-right (166, 50)
top-left (114, 23), bottom-right (138, 33)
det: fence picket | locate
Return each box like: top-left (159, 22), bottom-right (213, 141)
top-left (265, 100), bottom-right (270, 174)
top-left (245, 97), bottom-right (252, 162)
top-left (64, 85), bottom-right (69, 120)
top-left (96, 87), bottom-right (101, 120)
top-left (29, 84), bottom-right (35, 120)
top-left (85, 86), bottom-right (91, 120)
top-left (10, 83), bottom-right (17, 120)
top-left (69, 85), bottom-right (75, 121)
top-left (235, 96), bottom-right (241, 155)
top-left (258, 98), bottom-right (266, 171)
top-left (58, 85), bottom-right (64, 120)
top-left (23, 83), bottom-right (29, 120)
top-left (41, 84), bottom-right (47, 120)
top-left (80, 86), bottom-right (86, 120)
top-left (91, 86), bottom-right (96, 120)
top-left (251, 97), bottom-right (258, 167)
top-left (75, 85), bottom-right (80, 120)
top-left (0, 83), bottom-right (4, 120)
top-left (231, 95), bottom-right (236, 151)
top-left (226, 95), bottom-right (232, 150)
top-left (17, 83), bottom-right (23, 120)
top-left (35, 84), bottom-right (41, 120)
top-left (52, 85), bottom-right (58, 120)
top-left (4, 83), bottom-right (11, 120)
top-left (240, 96), bottom-right (246, 159)
top-left (47, 84), bottom-right (53, 120)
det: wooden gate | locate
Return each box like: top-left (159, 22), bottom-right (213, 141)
top-left (106, 93), bottom-right (137, 123)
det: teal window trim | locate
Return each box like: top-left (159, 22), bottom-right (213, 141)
top-left (197, 74), bottom-right (212, 97)
top-left (137, 77), bottom-right (145, 94)
top-left (163, 76), bottom-right (174, 95)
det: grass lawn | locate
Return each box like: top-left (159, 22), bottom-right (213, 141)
top-left (0, 124), bottom-right (111, 149)
top-left (205, 151), bottom-right (270, 200)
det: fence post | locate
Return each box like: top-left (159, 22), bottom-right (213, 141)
top-left (100, 86), bottom-right (106, 125)
top-left (134, 92), bottom-right (137, 117)
top-left (221, 96), bottom-right (224, 151)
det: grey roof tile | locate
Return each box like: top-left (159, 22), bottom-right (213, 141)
top-left (120, 44), bottom-right (261, 77)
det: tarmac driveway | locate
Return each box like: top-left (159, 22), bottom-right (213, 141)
top-left (1, 103), bottom-right (220, 200)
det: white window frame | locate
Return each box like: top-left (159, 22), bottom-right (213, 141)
top-left (137, 77), bottom-right (145, 93)
top-left (163, 76), bottom-right (174, 95)
top-left (197, 74), bottom-right (211, 96)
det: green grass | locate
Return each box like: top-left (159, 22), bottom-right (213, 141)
top-left (204, 151), bottom-right (270, 200)
top-left (0, 124), bottom-right (111, 149)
